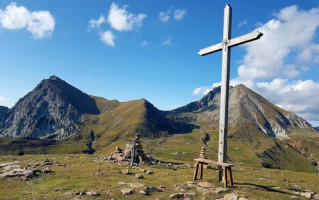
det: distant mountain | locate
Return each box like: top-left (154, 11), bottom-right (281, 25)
top-left (0, 76), bottom-right (195, 141)
top-left (170, 84), bottom-right (316, 138)
top-left (74, 97), bottom-right (196, 147)
top-left (315, 127), bottom-right (319, 131)
top-left (0, 106), bottom-right (9, 121)
top-left (0, 75), bottom-right (100, 140)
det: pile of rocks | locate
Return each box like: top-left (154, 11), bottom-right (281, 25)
top-left (104, 133), bottom-right (157, 165)
top-left (0, 161), bottom-right (53, 180)
top-left (0, 168), bottom-right (37, 180)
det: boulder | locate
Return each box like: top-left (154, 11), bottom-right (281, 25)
top-left (313, 194), bottom-right (319, 200)
top-left (238, 196), bottom-right (249, 200)
top-left (139, 190), bottom-right (148, 195)
top-left (86, 192), bottom-right (100, 196)
top-left (41, 167), bottom-right (52, 173)
top-left (224, 193), bottom-right (239, 200)
top-left (0, 168), bottom-right (36, 179)
top-left (169, 193), bottom-right (184, 199)
top-left (184, 193), bottom-right (196, 198)
top-left (135, 173), bottom-right (144, 179)
top-left (145, 186), bottom-right (161, 193)
top-left (3, 165), bottom-right (20, 170)
top-left (197, 181), bottom-right (215, 188)
top-left (128, 183), bottom-right (145, 188)
top-left (121, 189), bottom-right (133, 195)
top-left (300, 192), bottom-right (312, 199)
top-left (215, 187), bottom-right (229, 194)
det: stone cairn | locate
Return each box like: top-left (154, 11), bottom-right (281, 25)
top-left (200, 146), bottom-right (207, 159)
top-left (104, 133), bottom-right (157, 165)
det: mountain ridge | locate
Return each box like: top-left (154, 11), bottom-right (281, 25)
top-left (168, 84), bottom-right (316, 138)
top-left (0, 76), bottom-right (317, 147)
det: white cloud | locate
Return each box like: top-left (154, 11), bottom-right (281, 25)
top-left (88, 15), bottom-right (106, 29)
top-left (162, 37), bottom-right (171, 46)
top-left (27, 11), bottom-right (55, 39)
top-left (159, 8), bottom-right (186, 22)
top-left (159, 11), bottom-right (170, 23)
top-left (107, 3), bottom-right (146, 31)
top-left (0, 96), bottom-right (13, 108)
top-left (140, 40), bottom-right (150, 47)
top-left (0, 3), bottom-right (55, 39)
top-left (0, 3), bottom-right (29, 29)
top-left (100, 30), bottom-right (115, 46)
top-left (238, 5), bottom-right (319, 80)
top-left (254, 79), bottom-right (319, 121)
top-left (174, 9), bottom-right (186, 20)
top-left (192, 86), bottom-right (211, 96)
top-left (238, 20), bottom-right (247, 27)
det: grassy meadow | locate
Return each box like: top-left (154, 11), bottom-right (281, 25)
top-left (1, 129), bottom-right (319, 200)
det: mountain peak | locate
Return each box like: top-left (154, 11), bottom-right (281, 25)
top-left (170, 84), bottom-right (317, 138)
top-left (48, 75), bottom-right (61, 81)
top-left (0, 76), bottom-right (100, 139)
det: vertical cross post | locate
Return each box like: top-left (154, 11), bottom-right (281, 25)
top-left (218, 4), bottom-right (232, 180)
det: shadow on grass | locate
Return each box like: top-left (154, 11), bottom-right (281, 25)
top-left (236, 182), bottom-right (293, 195)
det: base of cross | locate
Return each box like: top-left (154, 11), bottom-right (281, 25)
top-left (193, 158), bottom-right (234, 188)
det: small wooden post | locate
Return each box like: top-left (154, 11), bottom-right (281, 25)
top-left (193, 162), bottom-right (199, 181)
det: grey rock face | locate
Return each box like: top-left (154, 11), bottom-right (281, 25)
top-left (170, 84), bottom-right (316, 138)
top-left (0, 75), bottom-right (99, 140)
top-left (0, 106), bottom-right (9, 121)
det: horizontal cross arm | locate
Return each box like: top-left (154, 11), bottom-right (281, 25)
top-left (198, 31), bottom-right (263, 56)
top-left (198, 42), bottom-right (223, 56)
top-left (228, 31), bottom-right (263, 48)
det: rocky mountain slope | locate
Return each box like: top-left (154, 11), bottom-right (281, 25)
top-left (169, 84), bottom-right (316, 138)
top-left (0, 76), bottom-right (100, 140)
top-left (0, 106), bottom-right (8, 121)
top-left (0, 76), bottom-right (194, 141)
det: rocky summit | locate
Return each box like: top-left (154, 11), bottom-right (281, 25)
top-left (169, 84), bottom-right (316, 138)
top-left (0, 75), bottom-right (100, 140)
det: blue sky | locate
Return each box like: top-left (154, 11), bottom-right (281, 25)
top-left (1, 0), bottom-right (319, 126)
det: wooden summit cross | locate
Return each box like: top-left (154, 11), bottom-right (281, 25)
top-left (198, 4), bottom-right (263, 180)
